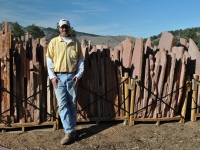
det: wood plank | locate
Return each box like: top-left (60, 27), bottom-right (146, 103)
top-left (132, 115), bottom-right (181, 122)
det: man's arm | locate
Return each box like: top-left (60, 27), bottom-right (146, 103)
top-left (46, 56), bottom-right (60, 88)
top-left (75, 59), bottom-right (84, 79)
top-left (73, 59), bottom-right (84, 86)
top-left (46, 56), bottom-right (56, 79)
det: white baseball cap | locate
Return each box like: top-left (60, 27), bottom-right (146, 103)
top-left (59, 19), bottom-right (70, 27)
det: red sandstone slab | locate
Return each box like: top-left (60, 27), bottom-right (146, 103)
top-left (114, 43), bottom-right (123, 63)
top-left (194, 55), bottom-right (200, 76)
top-left (121, 37), bottom-right (134, 68)
top-left (144, 38), bottom-right (153, 54)
top-left (158, 32), bottom-right (174, 52)
top-left (156, 49), bottom-right (167, 117)
top-left (131, 38), bottom-right (143, 118)
top-left (131, 38), bottom-right (143, 77)
top-left (180, 38), bottom-right (188, 48)
top-left (146, 54), bottom-right (155, 118)
top-left (162, 52), bottom-right (176, 117)
top-left (188, 38), bottom-right (200, 60)
top-left (142, 58), bottom-right (149, 117)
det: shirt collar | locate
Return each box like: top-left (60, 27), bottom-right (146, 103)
top-left (58, 35), bottom-right (74, 43)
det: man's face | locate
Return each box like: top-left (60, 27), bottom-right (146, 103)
top-left (59, 25), bottom-right (70, 37)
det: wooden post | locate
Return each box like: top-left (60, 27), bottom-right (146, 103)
top-left (180, 75), bottom-right (191, 123)
top-left (129, 75), bottom-right (136, 126)
top-left (124, 72), bottom-right (129, 125)
top-left (191, 74), bottom-right (199, 121)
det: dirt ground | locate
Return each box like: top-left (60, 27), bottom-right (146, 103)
top-left (0, 119), bottom-right (200, 150)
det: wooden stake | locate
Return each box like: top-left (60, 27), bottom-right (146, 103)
top-left (129, 75), bottom-right (136, 126)
top-left (180, 75), bottom-right (191, 123)
top-left (191, 74), bottom-right (199, 121)
top-left (124, 72), bottom-right (129, 124)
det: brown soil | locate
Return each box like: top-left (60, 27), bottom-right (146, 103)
top-left (0, 119), bottom-right (200, 150)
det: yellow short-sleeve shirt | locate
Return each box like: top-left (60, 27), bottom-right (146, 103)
top-left (46, 36), bottom-right (83, 72)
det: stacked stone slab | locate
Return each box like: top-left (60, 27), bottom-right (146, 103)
top-left (1, 19), bottom-right (200, 127)
top-left (113, 31), bottom-right (194, 120)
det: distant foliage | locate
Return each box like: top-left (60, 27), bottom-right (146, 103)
top-left (143, 27), bottom-right (200, 49)
top-left (26, 24), bottom-right (45, 39)
top-left (12, 22), bottom-right (25, 39)
top-left (84, 39), bottom-right (89, 46)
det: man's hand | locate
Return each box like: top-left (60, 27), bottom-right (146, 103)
top-left (72, 76), bottom-right (79, 87)
top-left (51, 77), bottom-right (60, 89)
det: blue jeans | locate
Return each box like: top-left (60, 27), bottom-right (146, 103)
top-left (54, 72), bottom-right (77, 134)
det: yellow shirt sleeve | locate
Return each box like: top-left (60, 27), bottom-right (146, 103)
top-left (46, 38), bottom-right (54, 59)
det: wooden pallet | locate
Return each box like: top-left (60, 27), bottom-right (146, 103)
top-left (130, 115), bottom-right (183, 125)
top-left (0, 121), bottom-right (57, 133)
top-left (193, 114), bottom-right (200, 121)
top-left (76, 116), bottom-right (127, 125)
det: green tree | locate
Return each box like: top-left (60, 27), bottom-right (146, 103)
top-left (26, 24), bottom-right (45, 39)
top-left (182, 28), bottom-right (196, 41)
top-left (173, 37), bottom-right (180, 46)
top-left (12, 22), bottom-right (25, 39)
top-left (70, 27), bottom-right (76, 37)
top-left (84, 39), bottom-right (88, 46)
top-left (143, 38), bottom-right (147, 44)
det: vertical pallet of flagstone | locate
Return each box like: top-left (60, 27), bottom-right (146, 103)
top-left (88, 45), bottom-right (98, 117)
top-left (32, 39), bottom-right (40, 123)
top-left (39, 38), bottom-right (47, 122)
top-left (0, 21), bottom-right (10, 123)
top-left (171, 46), bottom-right (186, 117)
top-left (110, 50), bottom-right (119, 117)
top-left (131, 38), bottom-right (143, 118)
top-left (96, 47), bottom-right (103, 117)
top-left (77, 41), bottom-right (90, 120)
top-left (18, 40), bottom-right (26, 123)
top-left (114, 44), bottom-right (125, 117)
top-left (161, 52), bottom-right (176, 117)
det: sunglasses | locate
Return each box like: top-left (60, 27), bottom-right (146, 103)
top-left (60, 25), bottom-right (69, 28)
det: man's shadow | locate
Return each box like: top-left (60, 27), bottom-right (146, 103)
top-left (62, 121), bottom-right (123, 145)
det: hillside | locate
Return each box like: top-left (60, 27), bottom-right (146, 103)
top-left (0, 22), bottom-right (133, 48)
top-left (1, 21), bottom-right (200, 49)
top-left (42, 26), bottom-right (132, 48)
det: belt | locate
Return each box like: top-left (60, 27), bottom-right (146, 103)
top-left (55, 71), bottom-right (76, 74)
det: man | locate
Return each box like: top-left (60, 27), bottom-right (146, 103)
top-left (46, 19), bottom-right (84, 145)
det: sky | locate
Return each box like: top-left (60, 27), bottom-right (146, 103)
top-left (0, 0), bottom-right (200, 38)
